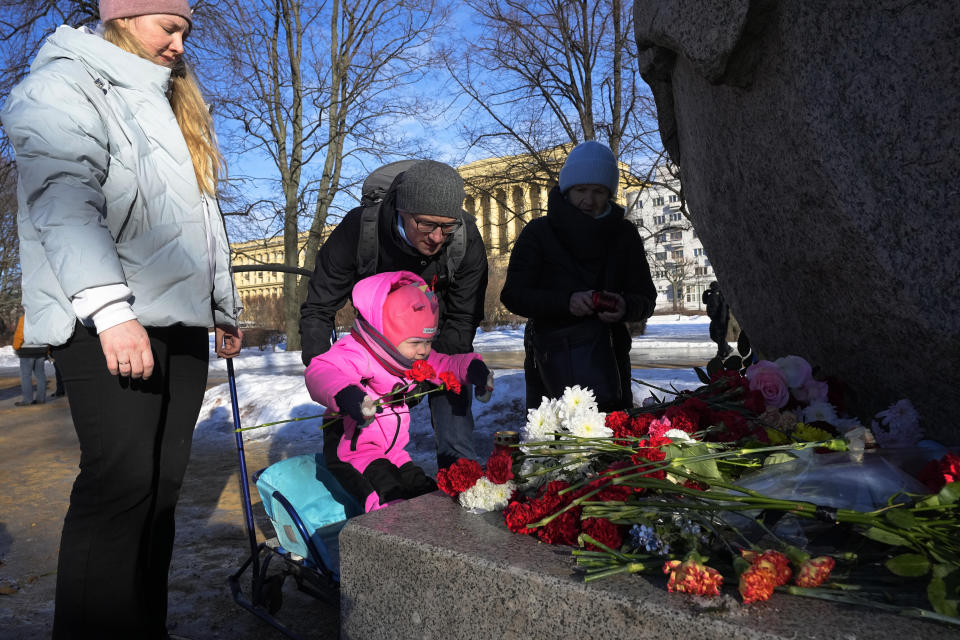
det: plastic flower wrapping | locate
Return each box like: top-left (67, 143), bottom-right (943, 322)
top-left (438, 357), bottom-right (960, 628)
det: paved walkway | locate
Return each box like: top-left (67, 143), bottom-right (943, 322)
top-left (0, 376), bottom-right (336, 639)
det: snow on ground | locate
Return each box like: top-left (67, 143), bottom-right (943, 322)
top-left (0, 314), bottom-right (712, 474)
top-left (196, 314), bottom-right (712, 476)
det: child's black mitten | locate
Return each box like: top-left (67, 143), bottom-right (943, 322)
top-left (466, 359), bottom-right (494, 403)
top-left (334, 385), bottom-right (376, 427)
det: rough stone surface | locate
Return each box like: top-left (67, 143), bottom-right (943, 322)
top-left (339, 492), bottom-right (958, 639)
top-left (634, 0), bottom-right (960, 441)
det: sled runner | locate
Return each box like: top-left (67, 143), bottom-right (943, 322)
top-left (227, 264), bottom-right (361, 639)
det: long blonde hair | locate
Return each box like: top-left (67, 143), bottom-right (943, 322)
top-left (103, 19), bottom-right (223, 194)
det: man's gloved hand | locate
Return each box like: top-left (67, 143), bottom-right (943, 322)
top-left (466, 359), bottom-right (494, 403)
top-left (334, 385), bottom-right (376, 427)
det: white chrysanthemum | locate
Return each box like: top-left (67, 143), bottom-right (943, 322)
top-left (522, 400), bottom-right (561, 445)
top-left (568, 409), bottom-right (612, 439)
top-left (875, 399), bottom-right (920, 428)
top-left (801, 401), bottom-right (839, 425)
top-left (457, 477), bottom-right (515, 512)
top-left (558, 386), bottom-right (598, 424)
top-left (872, 399), bottom-right (923, 448)
top-left (663, 428), bottom-right (696, 443)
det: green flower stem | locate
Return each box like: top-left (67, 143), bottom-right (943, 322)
top-left (235, 379), bottom-right (443, 433)
top-left (576, 534), bottom-right (634, 561)
top-left (235, 412), bottom-right (336, 432)
top-left (781, 586), bottom-right (960, 627)
top-left (583, 563), bottom-right (651, 583)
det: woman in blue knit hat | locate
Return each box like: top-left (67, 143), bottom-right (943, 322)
top-left (501, 141), bottom-right (657, 411)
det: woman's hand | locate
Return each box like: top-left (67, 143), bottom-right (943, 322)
top-left (596, 292), bottom-right (627, 323)
top-left (215, 325), bottom-right (243, 358)
top-left (99, 319), bottom-right (153, 379)
top-left (569, 291), bottom-right (595, 317)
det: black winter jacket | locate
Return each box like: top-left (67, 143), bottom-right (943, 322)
top-left (500, 186), bottom-right (656, 333)
top-left (299, 181), bottom-right (488, 366)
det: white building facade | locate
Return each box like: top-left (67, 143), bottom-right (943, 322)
top-left (625, 176), bottom-right (716, 312)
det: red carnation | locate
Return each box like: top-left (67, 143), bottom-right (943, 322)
top-left (538, 480), bottom-right (572, 500)
top-left (743, 550), bottom-right (792, 586)
top-left (630, 435), bottom-right (671, 482)
top-left (485, 450), bottom-right (514, 484)
top-left (743, 389), bottom-right (767, 414)
top-left (438, 370), bottom-right (461, 395)
top-left (628, 413), bottom-right (654, 437)
top-left (664, 406), bottom-right (697, 434)
top-left (739, 564), bottom-right (776, 603)
top-left (708, 369), bottom-right (743, 389)
top-left (580, 517), bottom-right (622, 551)
top-left (605, 411), bottom-right (631, 439)
top-left (679, 396), bottom-right (709, 418)
top-left (917, 451), bottom-right (960, 493)
top-left (794, 556), bottom-right (835, 588)
top-left (537, 507), bottom-right (581, 546)
top-left (503, 482), bottom-right (573, 536)
top-left (705, 410), bottom-right (751, 443)
top-left (503, 500), bottom-right (539, 535)
top-left (664, 557), bottom-right (724, 597)
top-left (406, 359), bottom-right (435, 382)
top-left (435, 457), bottom-right (483, 497)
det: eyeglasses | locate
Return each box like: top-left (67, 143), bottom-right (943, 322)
top-left (401, 212), bottom-right (462, 236)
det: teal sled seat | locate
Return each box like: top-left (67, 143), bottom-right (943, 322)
top-left (254, 453), bottom-right (363, 580)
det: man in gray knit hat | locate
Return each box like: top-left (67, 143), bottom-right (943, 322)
top-left (300, 159), bottom-right (489, 469)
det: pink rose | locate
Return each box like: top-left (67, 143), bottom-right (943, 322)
top-left (745, 360), bottom-right (790, 409)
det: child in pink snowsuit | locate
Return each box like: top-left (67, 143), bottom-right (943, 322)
top-left (304, 270), bottom-right (493, 512)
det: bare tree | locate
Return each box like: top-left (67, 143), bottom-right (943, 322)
top-left (0, 1), bottom-right (98, 93)
top-left (203, 0), bottom-right (447, 350)
top-left (650, 255), bottom-right (697, 314)
top-left (443, 0), bottom-right (665, 234)
top-left (0, 151), bottom-right (21, 330)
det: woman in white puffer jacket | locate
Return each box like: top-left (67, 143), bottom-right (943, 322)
top-left (1, 2), bottom-right (242, 637)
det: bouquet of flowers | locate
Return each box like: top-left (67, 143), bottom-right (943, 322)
top-left (436, 452), bottom-right (516, 512)
top-left (441, 356), bottom-right (960, 626)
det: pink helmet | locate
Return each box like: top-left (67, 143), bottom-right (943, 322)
top-left (381, 283), bottom-right (439, 346)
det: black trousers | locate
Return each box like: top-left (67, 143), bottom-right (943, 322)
top-left (322, 423), bottom-right (437, 510)
top-left (51, 322), bottom-right (209, 640)
top-left (523, 320), bottom-right (633, 413)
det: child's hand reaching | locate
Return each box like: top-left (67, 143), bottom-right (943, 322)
top-left (467, 359), bottom-right (494, 403)
top-left (334, 385), bottom-right (376, 427)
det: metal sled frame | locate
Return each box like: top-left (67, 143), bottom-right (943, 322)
top-left (226, 264), bottom-right (339, 640)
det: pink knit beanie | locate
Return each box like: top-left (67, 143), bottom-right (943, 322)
top-left (381, 283), bottom-right (439, 346)
top-left (99, 0), bottom-right (193, 25)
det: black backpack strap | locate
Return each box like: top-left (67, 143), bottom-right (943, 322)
top-left (443, 222), bottom-right (467, 286)
top-left (356, 204), bottom-right (381, 278)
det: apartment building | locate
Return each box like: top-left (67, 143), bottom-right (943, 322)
top-left (625, 175), bottom-right (715, 312)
